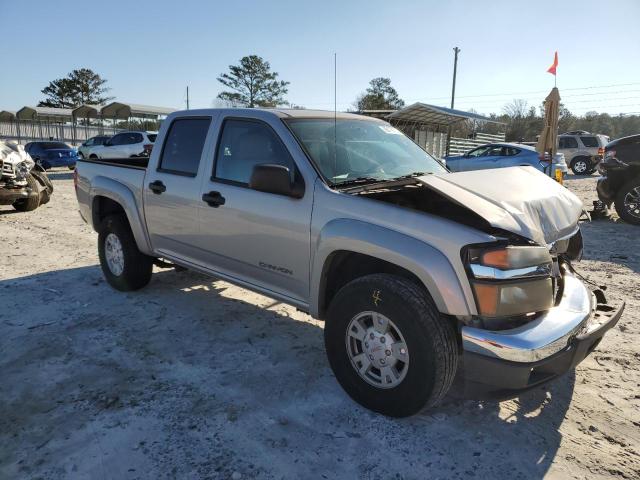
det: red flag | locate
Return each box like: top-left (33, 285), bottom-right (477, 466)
top-left (547, 51), bottom-right (558, 75)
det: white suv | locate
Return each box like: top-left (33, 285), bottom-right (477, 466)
top-left (89, 131), bottom-right (157, 159)
top-left (558, 131), bottom-right (609, 175)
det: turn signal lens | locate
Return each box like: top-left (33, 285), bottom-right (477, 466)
top-left (481, 250), bottom-right (510, 269)
top-left (473, 283), bottom-right (499, 316)
top-left (479, 246), bottom-right (551, 270)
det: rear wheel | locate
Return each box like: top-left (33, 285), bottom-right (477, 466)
top-left (571, 157), bottom-right (590, 175)
top-left (614, 179), bottom-right (640, 225)
top-left (98, 215), bottom-right (153, 291)
top-left (324, 274), bottom-right (458, 417)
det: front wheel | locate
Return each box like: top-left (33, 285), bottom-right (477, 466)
top-left (12, 174), bottom-right (41, 212)
top-left (98, 215), bottom-right (154, 291)
top-left (324, 274), bottom-right (458, 417)
top-left (614, 179), bottom-right (640, 225)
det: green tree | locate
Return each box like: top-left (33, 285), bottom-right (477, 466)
top-left (39, 78), bottom-right (76, 108)
top-left (355, 77), bottom-right (405, 111)
top-left (39, 68), bottom-right (113, 108)
top-left (216, 55), bottom-right (289, 107)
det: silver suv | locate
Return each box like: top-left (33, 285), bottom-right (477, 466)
top-left (558, 131), bottom-right (609, 175)
top-left (89, 131), bottom-right (157, 159)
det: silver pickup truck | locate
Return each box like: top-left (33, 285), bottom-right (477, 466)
top-left (75, 108), bottom-right (624, 417)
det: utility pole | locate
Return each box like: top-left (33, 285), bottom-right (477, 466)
top-left (451, 47), bottom-right (460, 109)
top-left (186, 86), bottom-right (190, 110)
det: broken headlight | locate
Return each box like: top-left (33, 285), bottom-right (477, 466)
top-left (16, 160), bottom-right (31, 180)
top-left (464, 245), bottom-right (554, 318)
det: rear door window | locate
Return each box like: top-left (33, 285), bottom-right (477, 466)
top-left (580, 136), bottom-right (599, 148)
top-left (504, 147), bottom-right (520, 156)
top-left (158, 117), bottom-right (211, 176)
top-left (559, 137), bottom-right (578, 149)
top-left (109, 134), bottom-right (126, 145)
top-left (122, 133), bottom-right (143, 145)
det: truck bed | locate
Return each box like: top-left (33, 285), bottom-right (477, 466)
top-left (78, 157), bottom-right (149, 169)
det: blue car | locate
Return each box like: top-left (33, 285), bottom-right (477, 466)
top-left (445, 143), bottom-right (549, 173)
top-left (24, 141), bottom-right (78, 170)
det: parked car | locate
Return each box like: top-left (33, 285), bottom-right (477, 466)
top-left (88, 131), bottom-right (157, 159)
top-left (78, 135), bottom-right (111, 159)
top-left (1, 141), bottom-right (54, 211)
top-left (24, 141), bottom-right (78, 170)
top-left (444, 143), bottom-right (567, 176)
top-left (558, 131), bottom-right (609, 175)
top-left (75, 109), bottom-right (623, 417)
top-left (597, 133), bottom-right (640, 225)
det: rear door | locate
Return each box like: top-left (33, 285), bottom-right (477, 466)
top-left (143, 115), bottom-right (215, 262)
top-left (194, 115), bottom-right (314, 303)
top-left (100, 133), bottom-right (126, 159)
top-left (558, 136), bottom-right (579, 161)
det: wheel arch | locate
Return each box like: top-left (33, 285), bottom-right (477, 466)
top-left (90, 177), bottom-right (153, 255)
top-left (311, 219), bottom-right (474, 319)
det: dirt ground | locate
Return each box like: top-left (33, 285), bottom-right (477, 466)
top-left (1, 170), bottom-right (638, 480)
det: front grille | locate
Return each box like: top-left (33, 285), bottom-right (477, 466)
top-left (1, 161), bottom-right (14, 177)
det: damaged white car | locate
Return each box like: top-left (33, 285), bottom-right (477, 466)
top-left (0, 141), bottom-right (54, 211)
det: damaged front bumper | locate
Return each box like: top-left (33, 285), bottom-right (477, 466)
top-left (0, 184), bottom-right (30, 205)
top-left (460, 271), bottom-right (624, 397)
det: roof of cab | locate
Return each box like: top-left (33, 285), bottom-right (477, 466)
top-left (167, 108), bottom-right (384, 121)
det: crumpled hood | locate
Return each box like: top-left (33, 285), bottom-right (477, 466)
top-left (418, 166), bottom-right (583, 245)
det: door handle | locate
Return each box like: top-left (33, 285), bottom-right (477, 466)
top-left (202, 191), bottom-right (225, 207)
top-left (149, 180), bottom-right (166, 194)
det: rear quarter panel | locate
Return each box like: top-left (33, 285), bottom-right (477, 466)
top-left (76, 160), bottom-right (152, 254)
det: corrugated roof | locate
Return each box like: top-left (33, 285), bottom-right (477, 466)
top-left (72, 104), bottom-right (102, 119)
top-left (387, 102), bottom-right (503, 126)
top-left (16, 106), bottom-right (74, 120)
top-left (0, 110), bottom-right (16, 121)
top-left (100, 102), bottom-right (176, 119)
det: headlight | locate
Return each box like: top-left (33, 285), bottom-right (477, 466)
top-left (464, 245), bottom-right (554, 318)
top-left (16, 160), bottom-right (31, 179)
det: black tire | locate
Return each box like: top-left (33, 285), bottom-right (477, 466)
top-left (98, 215), bottom-right (154, 291)
top-left (324, 274), bottom-right (458, 417)
top-left (89, 154), bottom-right (98, 159)
top-left (12, 174), bottom-right (40, 212)
top-left (570, 157), bottom-right (591, 175)
top-left (31, 169), bottom-right (54, 205)
top-left (614, 178), bottom-right (640, 225)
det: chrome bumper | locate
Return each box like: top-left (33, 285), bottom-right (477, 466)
top-left (461, 272), bottom-right (615, 363)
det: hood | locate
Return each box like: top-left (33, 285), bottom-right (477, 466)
top-left (417, 167), bottom-right (583, 245)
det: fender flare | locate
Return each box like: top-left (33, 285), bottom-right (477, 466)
top-left (90, 176), bottom-right (153, 255)
top-left (310, 218), bottom-right (474, 318)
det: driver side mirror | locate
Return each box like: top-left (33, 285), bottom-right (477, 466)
top-left (249, 164), bottom-right (304, 198)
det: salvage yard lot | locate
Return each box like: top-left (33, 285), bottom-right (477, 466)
top-left (1, 171), bottom-right (639, 479)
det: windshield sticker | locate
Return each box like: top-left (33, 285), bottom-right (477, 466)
top-left (379, 125), bottom-right (403, 135)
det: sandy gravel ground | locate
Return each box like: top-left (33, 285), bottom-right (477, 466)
top-left (1, 170), bottom-right (638, 480)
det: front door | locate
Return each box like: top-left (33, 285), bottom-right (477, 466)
top-left (143, 116), bottom-right (214, 263)
top-left (195, 117), bottom-right (313, 304)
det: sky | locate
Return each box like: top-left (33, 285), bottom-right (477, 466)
top-left (1, 0), bottom-right (639, 116)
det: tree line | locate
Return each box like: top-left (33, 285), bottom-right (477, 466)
top-left (35, 57), bottom-right (639, 140)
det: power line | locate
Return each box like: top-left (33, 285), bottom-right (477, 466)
top-left (404, 82), bottom-right (640, 103)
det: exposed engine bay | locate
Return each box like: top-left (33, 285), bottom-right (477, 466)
top-left (1, 141), bottom-right (54, 211)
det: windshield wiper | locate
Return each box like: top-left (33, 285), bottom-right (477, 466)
top-left (390, 171), bottom-right (430, 180)
top-left (334, 176), bottom-right (385, 188)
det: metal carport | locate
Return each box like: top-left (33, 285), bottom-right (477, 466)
top-left (386, 103), bottom-right (505, 157)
